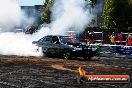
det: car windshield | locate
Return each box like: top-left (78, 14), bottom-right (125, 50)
top-left (59, 36), bottom-right (79, 44)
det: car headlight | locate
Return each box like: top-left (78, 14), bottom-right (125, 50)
top-left (92, 48), bottom-right (97, 51)
top-left (69, 45), bottom-right (73, 47)
top-left (73, 47), bottom-right (82, 51)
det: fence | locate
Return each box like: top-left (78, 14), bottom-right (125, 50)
top-left (66, 27), bottom-right (132, 45)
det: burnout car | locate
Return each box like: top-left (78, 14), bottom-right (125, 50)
top-left (32, 35), bottom-right (95, 60)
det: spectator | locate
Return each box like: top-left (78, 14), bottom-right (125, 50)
top-left (126, 33), bottom-right (132, 46)
top-left (85, 31), bottom-right (91, 44)
top-left (89, 31), bottom-right (94, 43)
top-left (109, 32), bottom-right (115, 44)
top-left (116, 32), bottom-right (123, 45)
top-left (69, 32), bottom-right (75, 43)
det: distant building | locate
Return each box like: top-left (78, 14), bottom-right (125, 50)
top-left (17, 0), bottom-right (44, 6)
top-left (17, 0), bottom-right (44, 25)
top-left (21, 5), bottom-right (42, 25)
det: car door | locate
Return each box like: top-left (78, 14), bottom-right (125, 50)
top-left (51, 36), bottom-right (61, 53)
top-left (40, 36), bottom-right (53, 53)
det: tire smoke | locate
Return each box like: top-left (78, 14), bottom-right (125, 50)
top-left (0, 0), bottom-right (94, 56)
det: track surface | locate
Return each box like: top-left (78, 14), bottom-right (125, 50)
top-left (0, 55), bottom-right (132, 88)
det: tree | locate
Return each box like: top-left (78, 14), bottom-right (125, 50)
top-left (41, 0), bottom-right (54, 24)
top-left (103, 0), bottom-right (114, 28)
top-left (41, 0), bottom-right (97, 24)
top-left (128, 0), bottom-right (132, 28)
top-left (103, 0), bottom-right (130, 29)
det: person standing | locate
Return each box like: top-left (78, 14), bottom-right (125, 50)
top-left (85, 31), bottom-right (91, 44)
top-left (89, 31), bottom-right (94, 44)
top-left (126, 33), bottom-right (132, 46)
top-left (69, 32), bottom-right (75, 43)
top-left (116, 32), bottom-right (123, 45)
top-left (109, 32), bottom-right (115, 44)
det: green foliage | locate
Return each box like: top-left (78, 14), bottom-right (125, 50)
top-left (41, 0), bottom-right (54, 24)
top-left (103, 0), bottom-right (131, 29)
top-left (40, 0), bottom-right (97, 24)
top-left (128, 0), bottom-right (132, 27)
top-left (103, 0), bottom-right (115, 28)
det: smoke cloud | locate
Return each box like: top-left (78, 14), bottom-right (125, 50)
top-left (0, 0), bottom-right (22, 31)
top-left (51, 0), bottom-right (93, 35)
top-left (94, 0), bottom-right (104, 14)
top-left (0, 0), bottom-right (94, 56)
top-left (0, 0), bottom-right (35, 32)
top-left (0, 0), bottom-right (42, 56)
top-left (0, 32), bottom-right (41, 56)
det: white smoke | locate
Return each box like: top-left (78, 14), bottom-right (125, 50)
top-left (0, 0), bottom-right (35, 32)
top-left (0, 0), bottom-right (22, 31)
top-left (94, 0), bottom-right (104, 14)
top-left (51, 0), bottom-right (93, 35)
top-left (0, 0), bottom-right (42, 56)
top-left (0, 0), bottom-right (93, 56)
top-left (0, 32), bottom-right (41, 56)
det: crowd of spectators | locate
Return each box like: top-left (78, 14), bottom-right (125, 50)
top-left (84, 31), bottom-right (132, 46)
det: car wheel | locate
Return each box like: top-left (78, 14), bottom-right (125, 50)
top-left (87, 56), bottom-right (92, 60)
top-left (62, 51), bottom-right (70, 60)
top-left (83, 55), bottom-right (92, 60)
top-left (42, 48), bottom-right (50, 57)
top-left (83, 51), bottom-right (92, 60)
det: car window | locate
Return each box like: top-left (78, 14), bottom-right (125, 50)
top-left (45, 36), bottom-right (52, 42)
top-left (38, 37), bottom-right (45, 43)
top-left (38, 36), bottom-right (51, 43)
top-left (52, 36), bottom-right (59, 43)
top-left (60, 36), bottom-right (79, 44)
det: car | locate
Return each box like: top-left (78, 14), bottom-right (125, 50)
top-left (32, 35), bottom-right (95, 60)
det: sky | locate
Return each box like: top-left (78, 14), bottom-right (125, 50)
top-left (17, 0), bottom-right (45, 6)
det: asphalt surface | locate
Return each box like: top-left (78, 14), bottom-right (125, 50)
top-left (0, 55), bottom-right (132, 88)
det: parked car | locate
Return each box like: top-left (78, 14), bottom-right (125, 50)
top-left (32, 35), bottom-right (96, 60)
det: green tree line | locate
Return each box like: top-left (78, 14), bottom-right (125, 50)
top-left (41, 0), bottom-right (54, 24)
top-left (40, 0), bottom-right (132, 30)
top-left (103, 0), bottom-right (132, 29)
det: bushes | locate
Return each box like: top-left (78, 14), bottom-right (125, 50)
top-left (103, 0), bottom-right (131, 29)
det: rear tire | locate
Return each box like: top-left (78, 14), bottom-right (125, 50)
top-left (83, 56), bottom-right (91, 60)
top-left (83, 51), bottom-right (92, 60)
top-left (62, 50), bottom-right (71, 60)
top-left (42, 48), bottom-right (50, 57)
